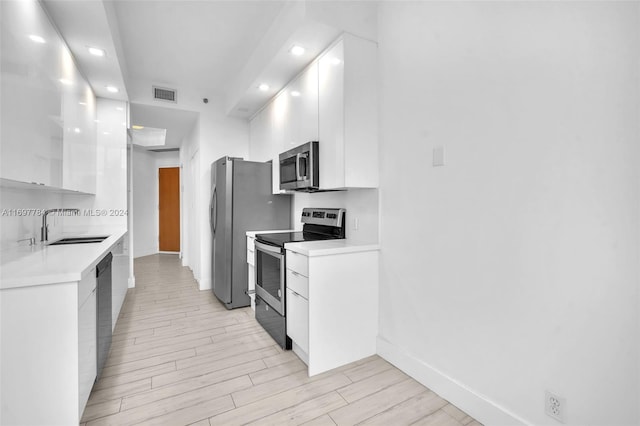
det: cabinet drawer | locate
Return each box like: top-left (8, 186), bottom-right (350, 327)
top-left (286, 250), bottom-right (308, 276)
top-left (286, 288), bottom-right (309, 353)
top-left (286, 269), bottom-right (308, 299)
top-left (247, 248), bottom-right (255, 266)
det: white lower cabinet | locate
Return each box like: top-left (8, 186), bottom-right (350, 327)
top-left (285, 247), bottom-right (379, 376)
top-left (286, 288), bottom-right (309, 354)
top-left (247, 236), bottom-right (256, 310)
top-left (77, 268), bottom-right (97, 415)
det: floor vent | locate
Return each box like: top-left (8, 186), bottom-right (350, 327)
top-left (153, 86), bottom-right (177, 103)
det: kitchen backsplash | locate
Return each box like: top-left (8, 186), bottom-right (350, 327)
top-left (291, 188), bottom-right (379, 243)
top-left (0, 188), bottom-right (64, 251)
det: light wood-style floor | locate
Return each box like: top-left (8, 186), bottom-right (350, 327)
top-left (81, 254), bottom-right (481, 426)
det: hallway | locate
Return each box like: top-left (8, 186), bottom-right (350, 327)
top-left (80, 254), bottom-right (480, 425)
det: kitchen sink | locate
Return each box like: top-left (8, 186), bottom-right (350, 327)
top-left (49, 236), bottom-right (109, 245)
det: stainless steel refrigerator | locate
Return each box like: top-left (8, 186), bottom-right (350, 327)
top-left (210, 157), bottom-right (291, 309)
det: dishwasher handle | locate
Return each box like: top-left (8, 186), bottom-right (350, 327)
top-left (96, 252), bottom-right (113, 276)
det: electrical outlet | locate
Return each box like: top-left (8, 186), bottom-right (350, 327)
top-left (433, 146), bottom-right (445, 167)
top-left (545, 390), bottom-right (565, 423)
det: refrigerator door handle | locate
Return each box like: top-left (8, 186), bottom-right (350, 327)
top-left (210, 187), bottom-right (217, 234)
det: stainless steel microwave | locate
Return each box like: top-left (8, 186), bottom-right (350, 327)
top-left (279, 141), bottom-right (319, 191)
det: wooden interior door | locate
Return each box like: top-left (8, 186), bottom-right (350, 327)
top-left (159, 167), bottom-right (180, 252)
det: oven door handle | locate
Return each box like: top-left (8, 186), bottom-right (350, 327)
top-left (255, 241), bottom-right (283, 255)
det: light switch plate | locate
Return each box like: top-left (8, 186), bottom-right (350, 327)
top-left (433, 146), bottom-right (445, 167)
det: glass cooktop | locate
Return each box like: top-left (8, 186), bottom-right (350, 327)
top-left (255, 231), bottom-right (342, 248)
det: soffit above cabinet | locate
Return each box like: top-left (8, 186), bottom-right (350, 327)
top-left (41, 0), bottom-right (128, 101)
top-left (225, 1), bottom-right (377, 119)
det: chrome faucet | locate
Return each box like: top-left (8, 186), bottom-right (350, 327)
top-left (41, 209), bottom-right (80, 242)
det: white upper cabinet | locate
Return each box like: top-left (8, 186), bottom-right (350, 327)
top-left (62, 82), bottom-right (97, 194)
top-left (282, 61), bottom-right (319, 152)
top-left (318, 34), bottom-right (378, 189)
top-left (0, 0), bottom-right (97, 193)
top-left (249, 33), bottom-right (378, 191)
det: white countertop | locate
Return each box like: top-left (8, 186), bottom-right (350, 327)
top-left (285, 240), bottom-right (380, 257)
top-left (246, 229), bottom-right (294, 238)
top-left (0, 228), bottom-right (127, 290)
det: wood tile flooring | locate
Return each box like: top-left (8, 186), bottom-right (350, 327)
top-left (81, 254), bottom-right (481, 426)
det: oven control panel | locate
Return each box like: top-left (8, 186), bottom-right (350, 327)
top-left (301, 208), bottom-right (345, 227)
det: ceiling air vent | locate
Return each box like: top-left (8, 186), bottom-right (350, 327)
top-left (148, 147), bottom-right (180, 153)
top-left (153, 86), bottom-right (177, 103)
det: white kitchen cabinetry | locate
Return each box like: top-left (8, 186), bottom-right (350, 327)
top-left (286, 288), bottom-right (309, 356)
top-left (0, 271), bottom-right (97, 425)
top-left (249, 61), bottom-right (318, 194)
top-left (0, 0), bottom-right (96, 194)
top-left (246, 235), bottom-right (256, 310)
top-left (318, 34), bottom-right (378, 189)
top-left (248, 33), bottom-right (377, 191)
top-left (0, 232), bottom-right (128, 425)
top-left (282, 61), bottom-right (319, 152)
top-left (77, 267), bottom-right (97, 415)
top-left (285, 246), bottom-right (378, 376)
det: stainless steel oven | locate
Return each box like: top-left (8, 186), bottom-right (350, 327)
top-left (254, 208), bottom-right (346, 350)
top-left (254, 241), bottom-right (285, 315)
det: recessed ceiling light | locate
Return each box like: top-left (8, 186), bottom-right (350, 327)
top-left (258, 83), bottom-right (269, 91)
top-left (78, 102), bottom-right (87, 106)
top-left (116, 107), bottom-right (124, 111)
top-left (291, 91), bottom-right (301, 97)
top-left (290, 45), bottom-right (305, 56)
top-left (29, 35), bottom-right (46, 43)
top-left (88, 47), bottom-right (105, 57)
top-left (331, 57), bottom-right (342, 66)
top-left (103, 132), bottom-right (110, 135)
top-left (73, 128), bottom-right (81, 134)
top-left (131, 125), bottom-right (144, 130)
top-left (106, 85), bottom-right (119, 93)
top-left (59, 78), bottom-right (73, 85)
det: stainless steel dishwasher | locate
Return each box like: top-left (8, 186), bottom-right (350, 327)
top-left (96, 252), bottom-right (112, 380)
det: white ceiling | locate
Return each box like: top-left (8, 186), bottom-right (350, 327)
top-left (110, 1), bottom-right (286, 100)
top-left (42, 0), bottom-right (377, 149)
top-left (129, 103), bottom-right (198, 149)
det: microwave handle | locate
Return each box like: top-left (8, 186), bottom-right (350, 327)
top-left (296, 153), bottom-right (303, 181)
top-left (296, 152), bottom-right (308, 181)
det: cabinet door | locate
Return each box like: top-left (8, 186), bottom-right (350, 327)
top-left (318, 40), bottom-right (345, 189)
top-left (1, 0), bottom-right (64, 186)
top-left (78, 274), bottom-right (97, 415)
top-left (62, 78), bottom-right (97, 193)
top-left (249, 107), bottom-right (271, 162)
top-left (284, 62), bottom-right (319, 152)
top-left (286, 288), bottom-right (309, 353)
top-left (270, 91), bottom-right (289, 155)
top-left (1, 0), bottom-right (96, 192)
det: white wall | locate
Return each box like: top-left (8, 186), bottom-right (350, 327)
top-left (196, 97), bottom-right (249, 290)
top-left (377, 2), bottom-right (639, 425)
top-left (180, 121), bottom-right (200, 277)
top-left (131, 148), bottom-right (180, 258)
top-left (0, 190), bottom-right (63, 250)
top-left (292, 189), bottom-right (378, 243)
top-left (132, 148), bottom-right (157, 258)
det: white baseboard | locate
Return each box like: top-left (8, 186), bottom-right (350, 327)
top-left (198, 277), bottom-right (211, 291)
top-left (127, 276), bottom-right (135, 288)
top-left (376, 336), bottom-right (529, 426)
